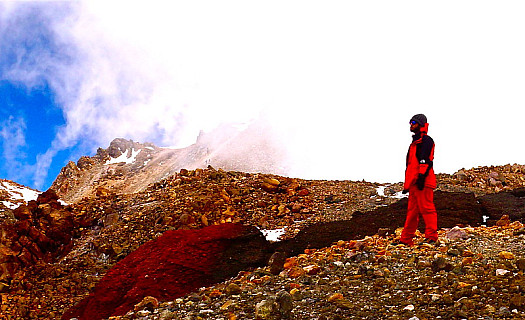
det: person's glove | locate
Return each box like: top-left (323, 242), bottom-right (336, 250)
top-left (402, 189), bottom-right (409, 194)
top-left (416, 174), bottom-right (426, 190)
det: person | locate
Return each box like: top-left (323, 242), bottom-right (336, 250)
top-left (397, 114), bottom-right (438, 246)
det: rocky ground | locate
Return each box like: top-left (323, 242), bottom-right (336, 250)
top-left (0, 163), bottom-right (524, 319)
top-left (121, 221), bottom-right (525, 320)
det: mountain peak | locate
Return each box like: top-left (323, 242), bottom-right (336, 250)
top-left (50, 124), bottom-right (287, 203)
top-left (97, 138), bottom-right (158, 160)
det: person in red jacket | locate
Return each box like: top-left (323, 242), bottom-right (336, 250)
top-left (397, 114), bottom-right (438, 246)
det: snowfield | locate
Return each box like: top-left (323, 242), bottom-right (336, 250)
top-left (105, 148), bottom-right (142, 165)
top-left (1, 180), bottom-right (41, 209)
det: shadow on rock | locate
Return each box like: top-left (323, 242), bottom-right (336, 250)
top-left (276, 191), bottom-right (484, 256)
top-left (479, 187), bottom-right (525, 226)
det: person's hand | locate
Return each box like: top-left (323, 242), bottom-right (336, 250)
top-left (416, 174), bottom-right (426, 190)
top-left (402, 189), bottom-right (409, 194)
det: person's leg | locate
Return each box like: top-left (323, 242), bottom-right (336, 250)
top-left (400, 186), bottom-right (420, 245)
top-left (418, 187), bottom-right (438, 241)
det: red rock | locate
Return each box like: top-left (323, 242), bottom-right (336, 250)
top-left (291, 203), bottom-right (303, 213)
top-left (13, 206), bottom-right (32, 220)
top-left (37, 189), bottom-right (60, 204)
top-left (62, 223), bottom-right (270, 320)
top-left (298, 189), bottom-right (310, 196)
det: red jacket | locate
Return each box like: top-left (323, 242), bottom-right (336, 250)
top-left (404, 123), bottom-right (436, 190)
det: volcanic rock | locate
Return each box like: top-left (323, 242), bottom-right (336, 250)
top-left (479, 190), bottom-right (525, 225)
top-left (276, 191), bottom-right (484, 256)
top-left (268, 251), bottom-right (287, 275)
top-left (0, 190), bottom-right (75, 284)
top-left (62, 223), bottom-right (272, 320)
top-left (1, 160), bottom-right (525, 319)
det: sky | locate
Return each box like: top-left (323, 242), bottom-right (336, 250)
top-left (1, 1), bottom-right (525, 191)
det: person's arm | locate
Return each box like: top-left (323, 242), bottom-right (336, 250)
top-left (416, 137), bottom-right (434, 189)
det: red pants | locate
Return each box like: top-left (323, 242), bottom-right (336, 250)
top-left (400, 185), bottom-right (438, 245)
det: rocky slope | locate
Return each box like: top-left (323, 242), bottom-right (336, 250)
top-left (50, 122), bottom-right (288, 203)
top-left (1, 151), bottom-right (525, 319)
top-left (0, 179), bottom-right (41, 221)
top-left (133, 221), bottom-right (525, 320)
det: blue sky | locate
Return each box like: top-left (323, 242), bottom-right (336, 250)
top-left (0, 81), bottom-right (67, 187)
top-left (1, 1), bottom-right (525, 191)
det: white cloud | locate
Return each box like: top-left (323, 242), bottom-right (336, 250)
top-left (2, 1), bottom-right (525, 186)
top-left (0, 116), bottom-right (29, 180)
top-left (0, 116), bottom-right (26, 161)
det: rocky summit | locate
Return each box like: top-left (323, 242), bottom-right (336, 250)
top-left (50, 122), bottom-right (288, 203)
top-left (1, 144), bottom-right (525, 319)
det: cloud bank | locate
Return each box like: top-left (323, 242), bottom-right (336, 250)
top-left (2, 1), bottom-right (525, 189)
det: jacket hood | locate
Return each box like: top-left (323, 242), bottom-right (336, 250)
top-left (420, 122), bottom-right (429, 134)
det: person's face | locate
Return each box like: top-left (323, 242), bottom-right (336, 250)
top-left (410, 120), bottom-right (419, 133)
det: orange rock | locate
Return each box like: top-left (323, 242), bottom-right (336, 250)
top-left (223, 206), bottom-right (237, 216)
top-left (328, 293), bottom-right (344, 302)
top-left (264, 178), bottom-right (280, 186)
top-left (209, 289), bottom-right (222, 298)
top-left (298, 189), bottom-right (310, 196)
top-left (277, 204), bottom-right (290, 216)
top-left (457, 282), bottom-right (471, 288)
top-left (284, 257), bottom-right (297, 269)
top-left (291, 203), bottom-right (302, 213)
top-left (376, 249), bottom-right (387, 256)
top-left (288, 283), bottom-right (301, 289)
top-left (496, 215), bottom-right (510, 227)
top-left (287, 266), bottom-right (305, 278)
top-left (499, 251), bottom-right (515, 260)
top-left (201, 215), bottom-right (209, 226)
top-left (133, 296), bottom-right (159, 312)
top-left (303, 265), bottom-right (322, 275)
top-left (462, 250), bottom-right (474, 257)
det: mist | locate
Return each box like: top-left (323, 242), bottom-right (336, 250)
top-left (2, 1), bottom-right (525, 189)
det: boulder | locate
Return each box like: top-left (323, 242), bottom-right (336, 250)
top-left (0, 189), bottom-right (75, 283)
top-left (479, 190), bottom-right (525, 225)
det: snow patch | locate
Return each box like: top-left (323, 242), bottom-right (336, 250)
top-left (376, 186), bottom-right (386, 197)
top-left (1, 180), bottom-right (41, 209)
top-left (375, 185), bottom-right (407, 199)
top-left (2, 201), bottom-right (18, 209)
top-left (392, 190), bottom-right (408, 199)
top-left (105, 148), bottom-right (141, 165)
top-left (260, 227), bottom-right (286, 242)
